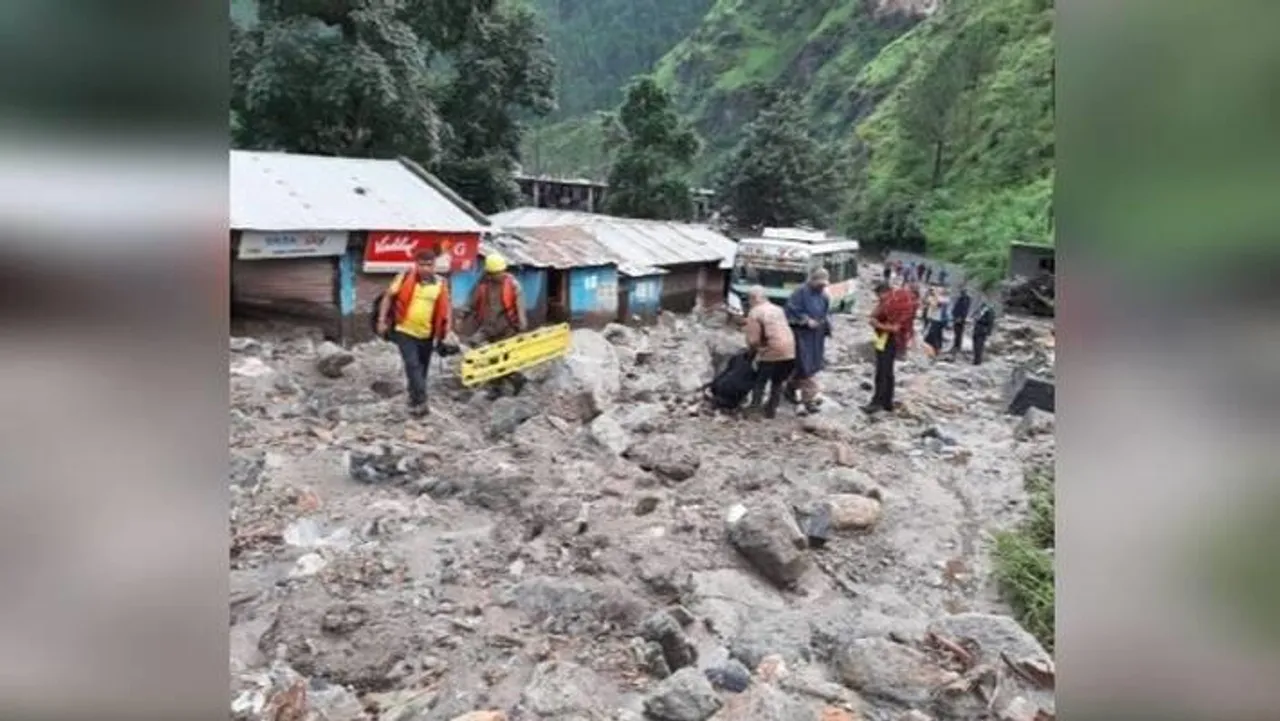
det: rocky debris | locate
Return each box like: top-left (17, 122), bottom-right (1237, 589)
top-left (316, 341), bottom-right (356, 378)
top-left (1006, 367), bottom-right (1055, 415)
top-left (519, 660), bottom-right (613, 718)
top-left (642, 667), bottom-right (723, 721)
top-left (544, 329), bottom-right (622, 420)
top-left (836, 638), bottom-right (960, 706)
top-left (231, 355), bottom-right (277, 379)
top-left (346, 444), bottom-right (425, 484)
top-left (613, 402), bottom-right (668, 433)
top-left (728, 609), bottom-right (812, 669)
top-left (714, 681), bottom-right (813, 721)
top-left (604, 322), bottom-right (640, 346)
top-left (633, 495), bottom-right (661, 516)
top-left (826, 494), bottom-right (884, 531)
top-left (371, 378), bottom-right (402, 398)
top-left (624, 435), bottom-right (701, 482)
top-left (819, 468), bottom-right (884, 500)
top-left (589, 412), bottom-right (631, 455)
top-left (509, 576), bottom-right (647, 634)
top-left (230, 336), bottom-right (264, 354)
top-left (703, 659), bottom-right (751, 692)
top-left (640, 610), bottom-right (698, 671)
top-left (487, 397), bottom-right (539, 438)
top-left (633, 637), bottom-right (673, 678)
top-left (1001, 273), bottom-right (1055, 317)
top-left (725, 500), bottom-right (810, 588)
top-left (231, 451), bottom-right (266, 490)
top-left (1015, 407), bottom-right (1054, 440)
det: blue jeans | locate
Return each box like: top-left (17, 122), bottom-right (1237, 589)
top-left (392, 331), bottom-right (434, 406)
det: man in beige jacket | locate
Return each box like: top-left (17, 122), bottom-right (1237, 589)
top-left (744, 285), bottom-right (796, 418)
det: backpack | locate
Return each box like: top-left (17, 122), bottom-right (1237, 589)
top-left (705, 349), bottom-right (759, 409)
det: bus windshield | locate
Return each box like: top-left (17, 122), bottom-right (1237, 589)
top-left (733, 258), bottom-right (808, 291)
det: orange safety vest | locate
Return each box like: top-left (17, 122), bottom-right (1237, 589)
top-left (472, 273), bottom-right (521, 328)
top-left (392, 269), bottom-right (451, 339)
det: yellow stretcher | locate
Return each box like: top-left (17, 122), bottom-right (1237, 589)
top-left (458, 323), bottom-right (572, 387)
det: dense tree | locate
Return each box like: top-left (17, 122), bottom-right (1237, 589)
top-left (714, 92), bottom-right (840, 229)
top-left (602, 77), bottom-right (700, 220)
top-left (230, 0), bottom-right (554, 212)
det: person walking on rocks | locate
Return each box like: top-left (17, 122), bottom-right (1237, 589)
top-left (922, 285), bottom-right (950, 358)
top-left (376, 250), bottom-right (453, 417)
top-left (949, 287), bottom-right (972, 355)
top-left (862, 281), bottom-right (917, 415)
top-left (971, 301), bottom-right (996, 365)
top-left (784, 267), bottom-right (832, 415)
top-left (743, 285), bottom-right (796, 419)
top-left (467, 252), bottom-right (528, 398)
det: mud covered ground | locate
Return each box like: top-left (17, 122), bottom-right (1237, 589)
top-left (230, 264), bottom-right (1056, 721)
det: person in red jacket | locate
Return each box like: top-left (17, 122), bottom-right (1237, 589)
top-left (467, 252), bottom-right (528, 398)
top-left (376, 250), bottom-right (452, 416)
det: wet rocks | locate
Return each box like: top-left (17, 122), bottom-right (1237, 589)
top-left (346, 445), bottom-right (424, 484)
top-left (519, 660), bottom-right (613, 718)
top-left (835, 638), bottom-right (959, 706)
top-left (725, 500), bottom-right (810, 588)
top-left (589, 412), bottom-right (631, 455)
top-left (704, 659), bottom-right (751, 692)
top-left (624, 435), bottom-right (701, 482)
top-left (487, 397), bottom-right (539, 438)
top-left (640, 610), bottom-right (698, 671)
top-left (643, 667), bottom-right (723, 721)
top-left (826, 494), bottom-right (883, 531)
top-left (316, 341), bottom-right (356, 378)
top-left (1015, 407), bottom-right (1055, 440)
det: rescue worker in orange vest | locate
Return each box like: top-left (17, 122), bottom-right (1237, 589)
top-left (467, 252), bottom-right (528, 398)
top-left (376, 250), bottom-right (452, 417)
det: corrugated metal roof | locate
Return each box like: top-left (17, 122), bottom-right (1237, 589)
top-left (489, 226), bottom-right (665, 277)
top-left (489, 207), bottom-right (736, 270)
top-left (230, 150), bottom-right (487, 233)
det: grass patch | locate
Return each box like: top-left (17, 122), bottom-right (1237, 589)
top-left (993, 465), bottom-right (1055, 651)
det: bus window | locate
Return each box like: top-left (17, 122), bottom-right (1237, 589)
top-left (735, 256), bottom-right (808, 290)
top-left (815, 251), bottom-right (856, 283)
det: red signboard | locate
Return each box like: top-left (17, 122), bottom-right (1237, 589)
top-left (363, 231), bottom-right (481, 273)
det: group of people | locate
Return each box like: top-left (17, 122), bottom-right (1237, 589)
top-left (376, 248), bottom-right (527, 417)
top-left (883, 258), bottom-right (948, 287)
top-left (739, 261), bottom-right (996, 420)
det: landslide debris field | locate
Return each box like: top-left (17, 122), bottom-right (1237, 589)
top-left (230, 267), bottom-right (1056, 721)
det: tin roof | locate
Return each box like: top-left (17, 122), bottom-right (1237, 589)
top-left (489, 227), bottom-right (664, 277)
top-left (489, 207), bottom-right (736, 270)
top-left (230, 150), bottom-right (487, 233)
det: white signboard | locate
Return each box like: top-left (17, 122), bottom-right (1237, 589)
top-left (237, 231), bottom-right (348, 259)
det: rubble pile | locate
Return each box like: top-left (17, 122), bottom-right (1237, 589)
top-left (230, 264), bottom-right (1056, 721)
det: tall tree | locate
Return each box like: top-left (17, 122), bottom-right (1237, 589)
top-left (230, 0), bottom-right (554, 212)
top-left (602, 76), bottom-right (700, 220)
top-left (714, 91), bottom-right (839, 229)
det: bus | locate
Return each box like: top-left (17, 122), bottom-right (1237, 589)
top-left (729, 228), bottom-right (861, 313)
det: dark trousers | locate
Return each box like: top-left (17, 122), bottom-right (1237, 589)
top-left (951, 320), bottom-right (966, 352)
top-left (924, 320), bottom-right (946, 351)
top-left (392, 330), bottom-right (434, 406)
top-left (751, 359), bottom-right (795, 415)
top-left (972, 331), bottom-right (989, 365)
top-left (870, 334), bottom-right (897, 411)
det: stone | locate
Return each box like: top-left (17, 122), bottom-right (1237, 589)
top-left (800, 415), bottom-right (848, 441)
top-left (898, 712), bottom-right (934, 721)
top-left (614, 402), bottom-right (667, 433)
top-left (714, 683), bottom-right (812, 721)
top-left (728, 609), bottom-right (812, 669)
top-left (230, 451), bottom-right (265, 489)
top-left (819, 709), bottom-right (861, 721)
top-left (641, 611), bottom-right (698, 671)
top-left (603, 323), bottom-right (639, 346)
top-left (820, 468), bottom-right (883, 500)
top-left (307, 679), bottom-right (365, 721)
top-left (827, 495), bottom-right (883, 531)
top-left (703, 660), bottom-right (751, 693)
top-left (726, 500), bottom-right (810, 588)
top-left (835, 638), bottom-right (959, 706)
top-left (920, 425), bottom-right (959, 446)
top-left (755, 654), bottom-right (790, 683)
top-left (231, 356), bottom-right (275, 378)
top-left (1006, 367), bottom-right (1055, 415)
top-left (632, 637), bottom-right (672, 678)
top-left (230, 336), bottom-right (262, 354)
top-left (1015, 406), bottom-right (1055, 439)
top-left (624, 435), bottom-right (701, 482)
top-left (926, 613), bottom-right (1051, 666)
top-left (509, 576), bottom-right (647, 634)
top-left (487, 397), bottom-right (539, 438)
top-left (371, 379), bottom-right (402, 398)
top-left (634, 496), bottom-right (661, 516)
top-left (316, 341), bottom-right (355, 378)
top-left (520, 660), bottom-right (612, 717)
top-left (544, 329), bottom-right (622, 419)
top-left (589, 413), bottom-right (631, 455)
top-left (642, 667), bottom-right (723, 721)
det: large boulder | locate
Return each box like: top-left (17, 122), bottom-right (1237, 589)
top-left (835, 638), bottom-right (959, 706)
top-left (519, 661), bottom-right (614, 718)
top-left (544, 329), bottom-right (622, 420)
top-left (316, 341), bottom-right (355, 378)
top-left (640, 611), bottom-right (699, 671)
top-left (643, 667), bottom-right (723, 721)
top-left (726, 500), bottom-right (810, 589)
top-left (624, 435), bottom-right (701, 482)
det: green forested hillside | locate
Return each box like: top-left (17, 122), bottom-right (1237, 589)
top-left (528, 0), bottom-right (714, 121)
top-left (528, 0), bottom-right (1054, 282)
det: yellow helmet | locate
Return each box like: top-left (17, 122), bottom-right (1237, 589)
top-left (484, 253), bottom-right (508, 273)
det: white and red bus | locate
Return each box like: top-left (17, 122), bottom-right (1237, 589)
top-left (730, 228), bottom-right (860, 312)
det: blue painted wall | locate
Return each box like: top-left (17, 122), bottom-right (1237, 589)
top-left (568, 265), bottom-right (619, 322)
top-left (625, 275), bottom-right (663, 318)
